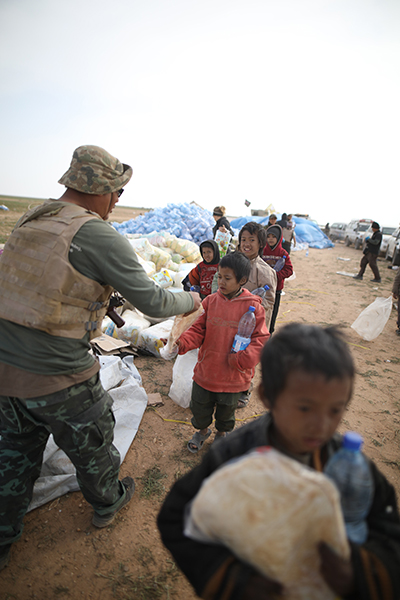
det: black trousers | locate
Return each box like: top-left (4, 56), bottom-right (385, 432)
top-left (358, 252), bottom-right (380, 280)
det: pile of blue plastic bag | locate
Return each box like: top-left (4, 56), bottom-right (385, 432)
top-left (230, 215), bottom-right (333, 250)
top-left (112, 203), bottom-right (215, 245)
top-left (112, 204), bottom-right (333, 249)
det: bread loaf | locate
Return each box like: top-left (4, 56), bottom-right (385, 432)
top-left (187, 447), bottom-right (350, 600)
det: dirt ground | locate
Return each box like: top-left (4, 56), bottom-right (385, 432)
top-left (1, 218), bottom-right (400, 599)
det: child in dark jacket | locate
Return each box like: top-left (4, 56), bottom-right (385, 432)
top-left (176, 252), bottom-right (269, 452)
top-left (262, 224), bottom-right (293, 333)
top-left (188, 240), bottom-right (220, 299)
top-left (158, 324), bottom-right (400, 600)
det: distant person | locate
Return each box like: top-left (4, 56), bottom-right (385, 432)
top-left (353, 222), bottom-right (382, 283)
top-left (265, 213), bottom-right (278, 229)
top-left (392, 268), bottom-right (400, 336)
top-left (287, 214), bottom-right (295, 230)
top-left (158, 323), bottom-right (400, 599)
top-left (262, 225), bottom-right (293, 333)
top-left (277, 212), bottom-right (289, 229)
top-left (277, 212), bottom-right (293, 253)
top-left (0, 145), bottom-right (201, 571)
top-left (324, 222), bottom-right (330, 236)
top-left (188, 240), bottom-right (220, 299)
top-left (173, 252), bottom-right (269, 452)
top-left (212, 206), bottom-right (234, 238)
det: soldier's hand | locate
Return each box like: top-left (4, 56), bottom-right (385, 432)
top-left (183, 291), bottom-right (201, 315)
top-left (318, 542), bottom-right (355, 597)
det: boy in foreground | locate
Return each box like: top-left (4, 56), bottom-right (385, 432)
top-left (158, 324), bottom-right (400, 599)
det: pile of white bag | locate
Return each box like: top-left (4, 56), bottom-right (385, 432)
top-left (102, 231), bottom-right (204, 356)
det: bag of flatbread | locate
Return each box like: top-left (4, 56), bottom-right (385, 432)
top-left (159, 305), bottom-right (204, 360)
top-left (184, 446), bottom-right (350, 600)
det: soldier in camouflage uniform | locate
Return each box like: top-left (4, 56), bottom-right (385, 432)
top-left (0, 145), bottom-right (201, 571)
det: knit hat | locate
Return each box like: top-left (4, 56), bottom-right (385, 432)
top-left (213, 207), bottom-right (224, 217)
top-left (58, 145), bottom-right (132, 195)
top-left (266, 225), bottom-right (281, 240)
top-left (372, 221), bottom-right (380, 230)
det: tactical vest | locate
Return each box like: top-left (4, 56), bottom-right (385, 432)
top-left (0, 201), bottom-right (113, 339)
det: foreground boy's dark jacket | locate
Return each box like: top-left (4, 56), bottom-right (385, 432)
top-left (158, 413), bottom-right (400, 600)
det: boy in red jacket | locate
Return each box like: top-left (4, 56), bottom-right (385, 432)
top-left (176, 252), bottom-right (269, 452)
top-left (262, 224), bottom-right (293, 333)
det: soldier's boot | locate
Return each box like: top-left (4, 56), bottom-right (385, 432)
top-left (92, 477), bottom-right (135, 528)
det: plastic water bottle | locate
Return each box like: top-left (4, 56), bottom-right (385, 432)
top-left (190, 285), bottom-right (201, 293)
top-left (273, 256), bottom-right (286, 272)
top-left (305, 248), bottom-right (309, 257)
top-left (324, 432), bottom-right (374, 544)
top-left (231, 306), bottom-right (256, 353)
top-left (251, 284), bottom-right (270, 298)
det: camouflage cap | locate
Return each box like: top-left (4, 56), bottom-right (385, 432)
top-left (58, 145), bottom-right (133, 195)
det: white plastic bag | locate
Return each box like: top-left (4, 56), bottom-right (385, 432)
top-left (351, 296), bottom-right (393, 341)
top-left (168, 349), bottom-right (198, 408)
top-left (160, 306), bottom-right (204, 360)
top-left (138, 319), bottom-right (175, 356)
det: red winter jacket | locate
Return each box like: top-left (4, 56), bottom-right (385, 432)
top-left (262, 225), bottom-right (293, 291)
top-left (188, 262), bottom-right (218, 297)
top-left (177, 288), bottom-right (269, 393)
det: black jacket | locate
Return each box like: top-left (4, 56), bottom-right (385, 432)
top-left (158, 413), bottom-right (400, 600)
top-left (212, 216), bottom-right (234, 238)
top-left (365, 231), bottom-right (382, 256)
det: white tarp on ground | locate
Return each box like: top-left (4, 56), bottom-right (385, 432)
top-left (28, 356), bottom-right (148, 512)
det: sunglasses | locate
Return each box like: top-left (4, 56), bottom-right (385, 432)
top-left (117, 189), bottom-right (124, 198)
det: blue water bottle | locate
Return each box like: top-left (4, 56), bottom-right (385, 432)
top-left (231, 306), bottom-right (256, 353)
top-left (190, 285), bottom-right (201, 293)
top-left (324, 432), bottom-right (374, 544)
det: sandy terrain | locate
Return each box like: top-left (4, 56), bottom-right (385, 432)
top-left (1, 238), bottom-right (399, 600)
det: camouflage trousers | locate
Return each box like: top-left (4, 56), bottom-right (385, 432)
top-left (0, 374), bottom-right (127, 547)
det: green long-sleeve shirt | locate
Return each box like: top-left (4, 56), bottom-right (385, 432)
top-left (0, 219), bottom-right (193, 375)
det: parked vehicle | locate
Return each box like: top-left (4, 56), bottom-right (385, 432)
top-left (344, 219), bottom-right (373, 248)
top-left (385, 226), bottom-right (400, 266)
top-left (360, 226), bottom-right (396, 256)
top-left (329, 222), bottom-right (347, 242)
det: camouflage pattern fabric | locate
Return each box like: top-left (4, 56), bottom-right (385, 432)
top-left (58, 145), bottom-right (133, 195)
top-left (0, 375), bottom-right (127, 546)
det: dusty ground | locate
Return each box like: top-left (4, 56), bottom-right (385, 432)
top-left (1, 212), bottom-right (400, 599)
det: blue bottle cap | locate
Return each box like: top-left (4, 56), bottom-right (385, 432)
top-left (248, 306), bottom-right (256, 312)
top-left (263, 285), bottom-right (270, 290)
top-left (342, 431), bottom-right (363, 451)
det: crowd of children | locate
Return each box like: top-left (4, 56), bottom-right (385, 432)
top-left (161, 216), bottom-right (400, 599)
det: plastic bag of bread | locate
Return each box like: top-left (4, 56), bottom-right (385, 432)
top-left (159, 305), bottom-right (204, 360)
top-left (184, 446), bottom-right (350, 600)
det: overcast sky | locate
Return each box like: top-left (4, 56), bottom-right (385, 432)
top-left (1, 0), bottom-right (399, 226)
